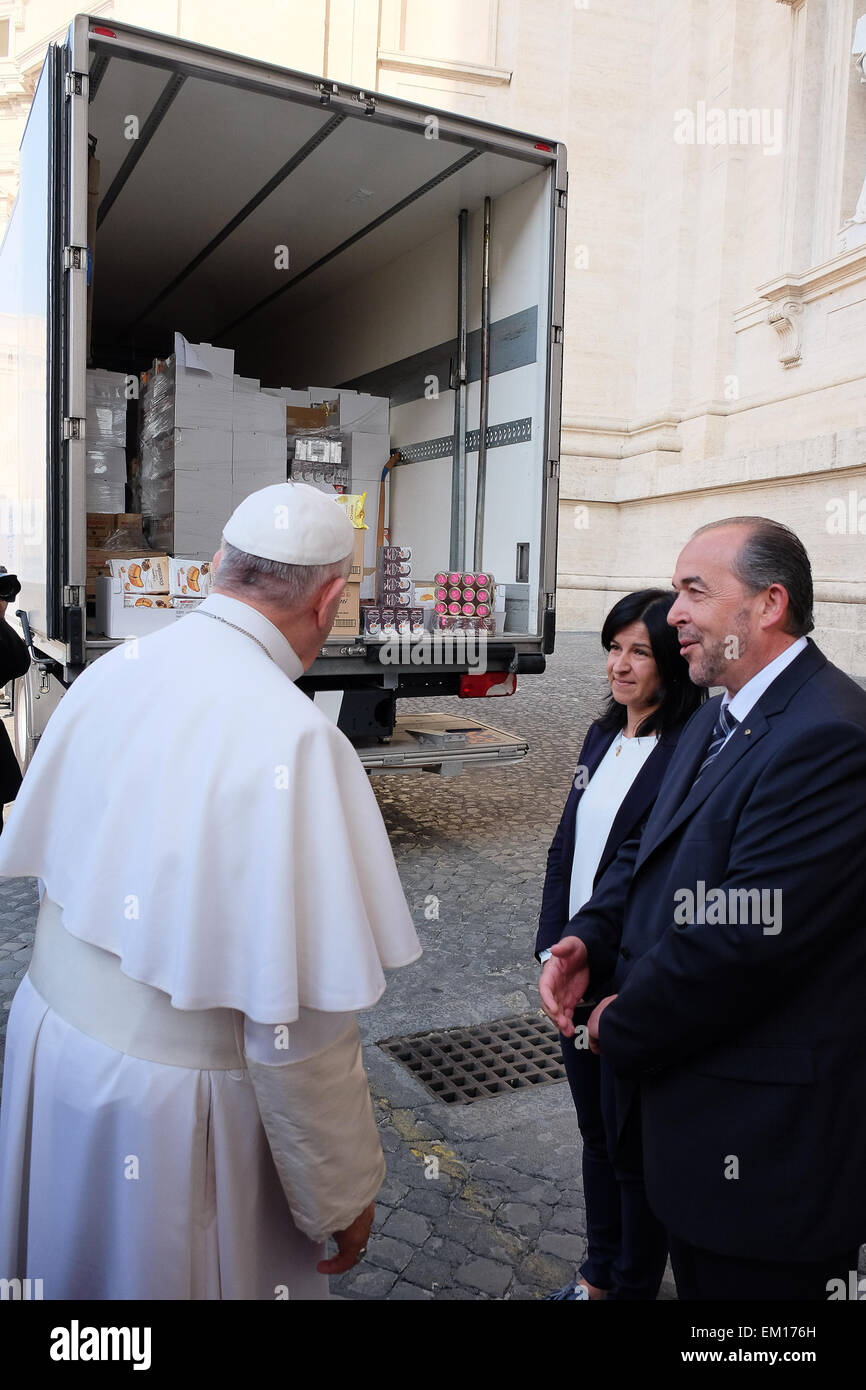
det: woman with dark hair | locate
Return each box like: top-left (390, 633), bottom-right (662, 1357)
top-left (535, 588), bottom-right (705, 1301)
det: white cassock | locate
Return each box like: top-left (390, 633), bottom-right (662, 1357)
top-left (0, 592), bottom-right (421, 1299)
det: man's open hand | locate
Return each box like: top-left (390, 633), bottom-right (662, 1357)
top-left (539, 936), bottom-right (590, 1036)
top-left (317, 1201), bottom-right (375, 1275)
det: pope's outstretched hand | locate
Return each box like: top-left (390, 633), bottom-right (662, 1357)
top-left (538, 936), bottom-right (590, 1037)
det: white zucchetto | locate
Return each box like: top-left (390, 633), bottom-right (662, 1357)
top-left (222, 482), bottom-right (354, 565)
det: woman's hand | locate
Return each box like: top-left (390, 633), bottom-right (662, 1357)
top-left (539, 937), bottom-right (590, 1036)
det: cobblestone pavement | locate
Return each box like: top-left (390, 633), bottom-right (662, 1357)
top-left (1, 632), bottom-right (863, 1300)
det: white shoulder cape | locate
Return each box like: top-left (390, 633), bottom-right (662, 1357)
top-left (0, 610), bottom-right (421, 1022)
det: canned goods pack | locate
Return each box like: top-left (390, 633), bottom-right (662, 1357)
top-left (430, 567), bottom-right (496, 627)
top-left (380, 545), bottom-right (413, 562)
top-left (377, 543), bottom-right (414, 606)
top-left (364, 605), bottom-right (424, 639)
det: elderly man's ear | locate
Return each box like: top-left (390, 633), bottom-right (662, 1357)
top-left (212, 548), bottom-right (222, 575)
top-left (313, 574), bottom-right (349, 633)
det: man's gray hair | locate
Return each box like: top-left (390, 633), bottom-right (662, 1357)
top-left (215, 538), bottom-right (352, 608)
top-left (691, 516), bottom-right (814, 637)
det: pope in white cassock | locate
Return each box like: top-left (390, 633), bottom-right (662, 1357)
top-left (0, 482), bottom-right (421, 1299)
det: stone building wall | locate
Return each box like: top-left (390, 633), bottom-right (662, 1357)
top-left (2, 0), bottom-right (864, 668)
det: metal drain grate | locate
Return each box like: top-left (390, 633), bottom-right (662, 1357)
top-left (378, 1013), bottom-right (567, 1105)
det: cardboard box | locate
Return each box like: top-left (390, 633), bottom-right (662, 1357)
top-left (172, 517), bottom-right (224, 560)
top-left (86, 445), bottom-right (127, 512)
top-left (232, 431), bottom-right (287, 466)
top-left (339, 391), bottom-right (389, 435)
top-left (262, 388), bottom-right (311, 407)
top-left (173, 427), bottom-right (233, 472)
top-left (307, 387), bottom-right (340, 410)
top-left (348, 528), bottom-right (365, 580)
top-left (86, 536), bottom-right (166, 600)
top-left (328, 582), bottom-right (360, 638)
top-left (108, 555), bottom-right (171, 593)
top-left (173, 366), bottom-right (234, 430)
top-left (95, 576), bottom-right (184, 637)
top-left (86, 511), bottom-right (141, 536)
top-left (176, 338), bottom-right (235, 380)
top-left (169, 557), bottom-right (214, 598)
top-left (231, 390), bottom-right (286, 435)
top-left (285, 404), bottom-right (331, 432)
top-left (173, 475), bottom-right (233, 514)
top-left (123, 594), bottom-right (171, 609)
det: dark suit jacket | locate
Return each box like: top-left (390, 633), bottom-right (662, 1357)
top-left (535, 719), bottom-right (680, 967)
top-left (569, 640), bottom-right (866, 1261)
top-left (0, 619), bottom-right (30, 804)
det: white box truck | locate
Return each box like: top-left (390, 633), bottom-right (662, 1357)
top-left (0, 14), bottom-right (567, 776)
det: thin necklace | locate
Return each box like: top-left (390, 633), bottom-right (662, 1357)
top-left (617, 727), bottom-right (658, 754)
top-left (191, 608), bottom-right (275, 663)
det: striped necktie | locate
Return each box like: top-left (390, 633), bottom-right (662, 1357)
top-left (694, 703), bottom-right (740, 783)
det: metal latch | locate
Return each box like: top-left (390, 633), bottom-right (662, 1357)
top-left (557, 190), bottom-right (567, 208)
top-left (63, 246), bottom-right (88, 271)
top-left (548, 459), bottom-right (560, 479)
top-left (353, 90), bottom-right (377, 114)
top-left (63, 585), bottom-right (84, 606)
top-left (317, 81), bottom-right (338, 104)
top-left (545, 592), bottom-right (557, 612)
top-left (552, 325), bottom-right (563, 344)
top-left (65, 72), bottom-right (88, 98)
top-left (62, 417), bottom-right (85, 441)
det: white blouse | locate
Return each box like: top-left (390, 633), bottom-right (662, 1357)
top-left (567, 730), bottom-right (658, 920)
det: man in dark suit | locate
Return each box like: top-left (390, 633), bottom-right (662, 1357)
top-left (541, 517), bottom-right (866, 1299)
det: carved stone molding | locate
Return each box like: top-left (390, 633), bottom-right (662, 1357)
top-left (767, 298), bottom-right (804, 368)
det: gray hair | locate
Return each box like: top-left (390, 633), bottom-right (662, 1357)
top-left (692, 516), bottom-right (814, 637)
top-left (214, 538), bottom-right (352, 608)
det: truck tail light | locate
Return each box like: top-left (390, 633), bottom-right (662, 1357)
top-left (458, 672), bottom-right (517, 698)
top-left (92, 26), bottom-right (117, 36)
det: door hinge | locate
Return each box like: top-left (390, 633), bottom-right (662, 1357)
top-left (63, 245), bottom-right (88, 271)
top-left (64, 585), bottom-right (84, 607)
top-left (548, 459), bottom-right (560, 479)
top-left (545, 592), bottom-right (557, 612)
top-left (557, 189), bottom-right (567, 209)
top-left (65, 72), bottom-right (88, 98)
top-left (62, 417), bottom-right (85, 441)
top-left (552, 324), bottom-right (563, 344)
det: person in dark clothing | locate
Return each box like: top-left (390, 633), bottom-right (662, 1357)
top-left (536, 589), bottom-right (705, 1301)
top-left (0, 575), bottom-right (31, 829)
top-left (543, 518), bottom-right (866, 1300)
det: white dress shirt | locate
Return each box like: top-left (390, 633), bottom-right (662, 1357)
top-left (539, 729), bottom-right (657, 962)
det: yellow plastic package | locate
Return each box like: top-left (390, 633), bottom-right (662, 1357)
top-left (334, 492), bottom-right (368, 529)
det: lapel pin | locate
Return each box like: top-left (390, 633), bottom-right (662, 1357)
top-left (744, 728), bottom-right (751, 735)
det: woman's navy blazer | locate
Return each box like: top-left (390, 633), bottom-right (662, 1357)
top-left (535, 719), bottom-right (681, 961)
